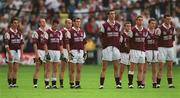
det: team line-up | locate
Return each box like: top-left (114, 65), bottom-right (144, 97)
top-left (4, 9), bottom-right (176, 89)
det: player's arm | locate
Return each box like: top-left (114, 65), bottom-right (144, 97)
top-left (4, 32), bottom-right (12, 60)
top-left (32, 31), bottom-right (39, 58)
top-left (20, 34), bottom-right (24, 60)
top-left (172, 28), bottom-right (176, 41)
top-left (83, 32), bottom-right (88, 60)
top-left (155, 27), bottom-right (161, 36)
top-left (44, 32), bottom-right (50, 61)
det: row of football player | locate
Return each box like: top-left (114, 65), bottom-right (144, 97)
top-left (4, 9), bottom-right (175, 89)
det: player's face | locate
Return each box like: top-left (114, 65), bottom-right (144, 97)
top-left (39, 19), bottom-right (46, 28)
top-left (164, 17), bottom-right (171, 25)
top-left (74, 19), bottom-right (81, 28)
top-left (136, 17), bottom-right (143, 26)
top-left (125, 24), bottom-right (131, 31)
top-left (66, 20), bottom-right (72, 28)
top-left (108, 11), bottom-right (116, 20)
top-left (149, 21), bottom-right (156, 29)
top-left (52, 23), bottom-right (58, 30)
top-left (12, 20), bottom-right (19, 29)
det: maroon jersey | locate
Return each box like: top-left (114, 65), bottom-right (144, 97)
top-left (100, 21), bottom-right (121, 49)
top-left (32, 28), bottom-right (46, 50)
top-left (145, 29), bottom-right (158, 50)
top-left (158, 24), bottom-right (175, 47)
top-left (46, 28), bottom-right (62, 50)
top-left (120, 30), bottom-right (130, 53)
top-left (4, 28), bottom-right (24, 50)
top-left (130, 26), bottom-right (148, 51)
top-left (69, 27), bottom-right (86, 50)
top-left (60, 27), bottom-right (70, 49)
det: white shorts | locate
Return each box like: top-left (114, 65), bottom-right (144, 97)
top-left (130, 49), bottom-right (145, 64)
top-left (145, 50), bottom-right (159, 63)
top-left (69, 49), bottom-right (85, 64)
top-left (102, 46), bottom-right (121, 61)
top-left (158, 47), bottom-right (174, 62)
top-left (120, 52), bottom-right (130, 65)
top-left (48, 50), bottom-right (60, 62)
top-left (63, 49), bottom-right (69, 60)
top-left (6, 50), bottom-right (21, 63)
top-left (38, 50), bottom-right (46, 62)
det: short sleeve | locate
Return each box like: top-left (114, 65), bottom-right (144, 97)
top-left (66, 30), bottom-right (71, 39)
top-left (32, 31), bottom-right (38, 39)
top-left (59, 31), bottom-right (63, 40)
top-left (128, 30), bottom-right (133, 38)
top-left (4, 32), bottom-right (10, 40)
top-left (44, 32), bottom-right (48, 40)
top-left (99, 23), bottom-right (105, 33)
top-left (155, 28), bottom-right (161, 36)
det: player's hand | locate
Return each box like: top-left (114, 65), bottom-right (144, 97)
top-left (20, 54), bottom-right (24, 61)
top-left (34, 57), bottom-right (40, 64)
top-left (45, 53), bottom-right (51, 61)
top-left (83, 51), bottom-right (87, 60)
top-left (68, 52), bottom-right (74, 60)
top-left (60, 53), bottom-right (67, 63)
top-left (8, 52), bottom-right (13, 61)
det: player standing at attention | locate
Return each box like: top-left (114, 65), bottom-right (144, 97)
top-left (119, 21), bottom-right (132, 88)
top-left (99, 10), bottom-right (121, 89)
top-left (128, 16), bottom-right (148, 89)
top-left (143, 18), bottom-right (159, 88)
top-left (32, 18), bottom-right (50, 88)
top-left (4, 17), bottom-right (24, 88)
top-left (68, 17), bottom-right (87, 89)
top-left (44, 19), bottom-right (63, 89)
top-left (59, 19), bottom-right (72, 88)
top-left (156, 15), bottom-right (176, 88)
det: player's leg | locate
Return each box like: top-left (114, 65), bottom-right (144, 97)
top-left (99, 60), bottom-right (108, 89)
top-left (52, 62), bottom-right (58, 88)
top-left (59, 61), bottom-right (66, 88)
top-left (166, 48), bottom-right (175, 88)
top-left (112, 60), bottom-right (121, 88)
top-left (69, 62), bottom-right (75, 88)
top-left (166, 60), bottom-right (175, 88)
top-left (142, 63), bottom-right (147, 87)
top-left (75, 63), bottom-right (82, 89)
top-left (44, 61), bottom-right (51, 89)
top-left (137, 63), bottom-right (144, 88)
top-left (33, 62), bottom-right (40, 88)
top-left (119, 63), bottom-right (125, 86)
top-left (128, 50), bottom-right (138, 88)
top-left (151, 62), bottom-right (157, 88)
top-left (157, 47), bottom-right (166, 88)
top-left (128, 62), bottom-right (135, 88)
top-left (12, 62), bottom-right (19, 87)
top-left (7, 62), bottom-right (13, 88)
top-left (119, 63), bottom-right (125, 88)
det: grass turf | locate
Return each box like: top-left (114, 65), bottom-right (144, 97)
top-left (0, 64), bottom-right (180, 98)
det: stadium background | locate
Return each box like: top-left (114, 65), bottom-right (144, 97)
top-left (0, 0), bottom-right (180, 65)
top-left (0, 0), bottom-right (180, 98)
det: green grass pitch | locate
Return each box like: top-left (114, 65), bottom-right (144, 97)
top-left (0, 64), bottom-right (180, 98)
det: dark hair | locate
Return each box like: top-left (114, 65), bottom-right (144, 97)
top-left (107, 9), bottom-right (115, 15)
top-left (148, 18), bottom-right (156, 24)
top-left (10, 17), bottom-right (18, 23)
top-left (164, 14), bottom-right (171, 18)
top-left (136, 15), bottom-right (143, 20)
top-left (52, 19), bottom-right (59, 24)
top-left (124, 21), bottom-right (131, 26)
top-left (73, 17), bottom-right (81, 22)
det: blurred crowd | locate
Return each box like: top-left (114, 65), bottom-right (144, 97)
top-left (0, 0), bottom-right (180, 55)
